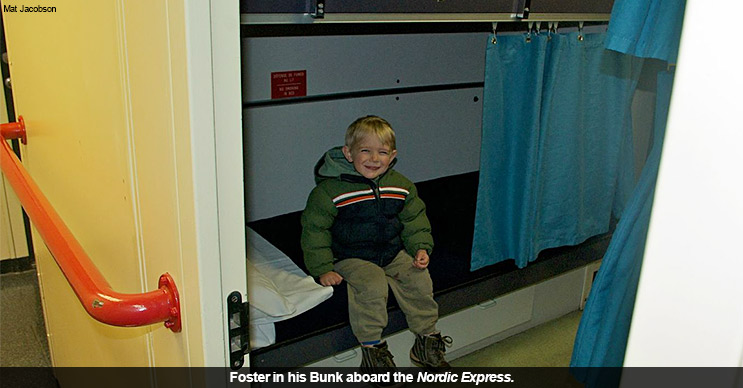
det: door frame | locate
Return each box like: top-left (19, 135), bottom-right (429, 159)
top-left (187, 0), bottom-right (246, 366)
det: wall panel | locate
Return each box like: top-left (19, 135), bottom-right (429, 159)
top-left (242, 32), bottom-right (488, 221)
top-left (242, 33), bottom-right (488, 102)
top-left (244, 88), bottom-right (483, 220)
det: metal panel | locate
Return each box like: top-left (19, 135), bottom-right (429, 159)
top-left (529, 0), bottom-right (614, 14)
top-left (240, 0), bottom-right (518, 14)
top-left (241, 0), bottom-right (309, 14)
top-left (531, 267), bottom-right (585, 324)
top-left (242, 33), bottom-right (488, 103)
top-left (241, 13), bottom-right (522, 24)
top-left (437, 286), bottom-right (535, 356)
top-left (323, 0), bottom-right (518, 13)
top-left (243, 88), bottom-right (483, 221)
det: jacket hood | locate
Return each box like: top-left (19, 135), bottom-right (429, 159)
top-left (314, 147), bottom-right (357, 183)
top-left (313, 146), bottom-right (397, 184)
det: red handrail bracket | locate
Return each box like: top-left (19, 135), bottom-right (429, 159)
top-left (0, 115), bottom-right (26, 144)
top-left (159, 273), bottom-right (182, 332)
top-left (1, 116), bottom-right (182, 333)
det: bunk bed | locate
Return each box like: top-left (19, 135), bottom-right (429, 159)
top-left (239, 0), bottom-right (616, 368)
top-left (247, 171), bottom-right (611, 367)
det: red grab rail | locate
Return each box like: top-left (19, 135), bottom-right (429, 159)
top-left (1, 117), bottom-right (181, 332)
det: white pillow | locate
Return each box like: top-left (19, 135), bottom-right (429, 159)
top-left (246, 259), bottom-right (296, 317)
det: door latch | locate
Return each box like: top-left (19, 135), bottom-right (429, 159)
top-left (227, 291), bottom-right (250, 370)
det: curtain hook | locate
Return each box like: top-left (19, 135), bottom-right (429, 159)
top-left (535, 22), bottom-right (542, 35)
top-left (578, 21), bottom-right (584, 41)
top-left (491, 22), bottom-right (498, 44)
top-left (552, 21), bottom-right (559, 35)
top-left (526, 22), bottom-right (533, 43)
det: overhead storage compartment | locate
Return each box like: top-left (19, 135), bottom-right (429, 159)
top-left (241, 0), bottom-right (520, 15)
top-left (528, 0), bottom-right (614, 14)
top-left (239, 0), bottom-right (614, 23)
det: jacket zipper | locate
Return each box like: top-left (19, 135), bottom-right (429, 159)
top-left (368, 179), bottom-right (384, 263)
top-left (339, 172), bottom-right (394, 266)
top-left (369, 180), bottom-right (380, 205)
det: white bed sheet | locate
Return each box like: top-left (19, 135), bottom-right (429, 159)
top-left (246, 227), bottom-right (333, 349)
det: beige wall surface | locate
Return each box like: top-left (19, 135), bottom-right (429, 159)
top-left (2, 0), bottom-right (207, 368)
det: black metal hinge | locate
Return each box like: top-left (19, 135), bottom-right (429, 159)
top-left (310, 0), bottom-right (325, 18)
top-left (227, 291), bottom-right (250, 370)
top-left (515, 0), bottom-right (531, 19)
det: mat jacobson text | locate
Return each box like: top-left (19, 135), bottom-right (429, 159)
top-left (3, 5), bottom-right (57, 13)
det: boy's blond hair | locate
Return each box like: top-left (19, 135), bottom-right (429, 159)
top-left (345, 116), bottom-right (396, 151)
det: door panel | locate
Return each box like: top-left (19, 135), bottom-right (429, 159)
top-left (1, 0), bottom-right (219, 368)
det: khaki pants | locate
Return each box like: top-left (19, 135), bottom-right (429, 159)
top-left (334, 250), bottom-right (439, 343)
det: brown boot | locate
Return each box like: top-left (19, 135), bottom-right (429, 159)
top-left (410, 333), bottom-right (453, 372)
top-left (360, 342), bottom-right (405, 387)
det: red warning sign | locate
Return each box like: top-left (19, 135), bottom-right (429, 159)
top-left (271, 70), bottom-right (307, 99)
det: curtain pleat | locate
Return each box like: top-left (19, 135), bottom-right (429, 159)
top-left (471, 32), bottom-right (641, 270)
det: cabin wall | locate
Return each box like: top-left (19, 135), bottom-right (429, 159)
top-left (242, 32), bottom-right (486, 221)
top-left (242, 29), bottom-right (658, 222)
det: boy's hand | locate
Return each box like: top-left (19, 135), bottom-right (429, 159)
top-left (319, 271), bottom-right (344, 286)
top-left (413, 250), bottom-right (430, 269)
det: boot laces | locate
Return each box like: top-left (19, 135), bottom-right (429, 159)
top-left (374, 346), bottom-right (396, 368)
top-left (426, 335), bottom-right (453, 363)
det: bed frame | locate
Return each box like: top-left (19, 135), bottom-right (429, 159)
top-left (247, 171), bottom-right (610, 367)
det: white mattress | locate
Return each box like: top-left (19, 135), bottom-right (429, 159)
top-left (246, 227), bottom-right (333, 349)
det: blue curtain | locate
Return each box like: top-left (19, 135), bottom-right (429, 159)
top-left (570, 69), bottom-right (673, 375)
top-left (605, 0), bottom-right (687, 63)
top-left (471, 31), bottom-right (642, 270)
top-left (570, 0), bottom-right (686, 378)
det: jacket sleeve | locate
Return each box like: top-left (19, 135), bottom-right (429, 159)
top-left (399, 181), bottom-right (434, 256)
top-left (300, 185), bottom-right (338, 277)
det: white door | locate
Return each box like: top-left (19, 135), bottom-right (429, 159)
top-left (1, 0), bottom-right (245, 369)
top-left (623, 0), bottom-right (743, 370)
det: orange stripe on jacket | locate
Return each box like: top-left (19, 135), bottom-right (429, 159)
top-left (380, 193), bottom-right (406, 200)
top-left (335, 195), bottom-right (376, 208)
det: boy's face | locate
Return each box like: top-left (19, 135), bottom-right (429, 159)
top-left (342, 134), bottom-right (397, 180)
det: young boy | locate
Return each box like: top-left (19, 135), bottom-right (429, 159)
top-left (301, 115), bottom-right (451, 372)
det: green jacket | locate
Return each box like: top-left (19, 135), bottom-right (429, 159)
top-left (300, 147), bottom-right (434, 277)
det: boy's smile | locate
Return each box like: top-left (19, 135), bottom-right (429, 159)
top-left (342, 135), bottom-right (397, 180)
